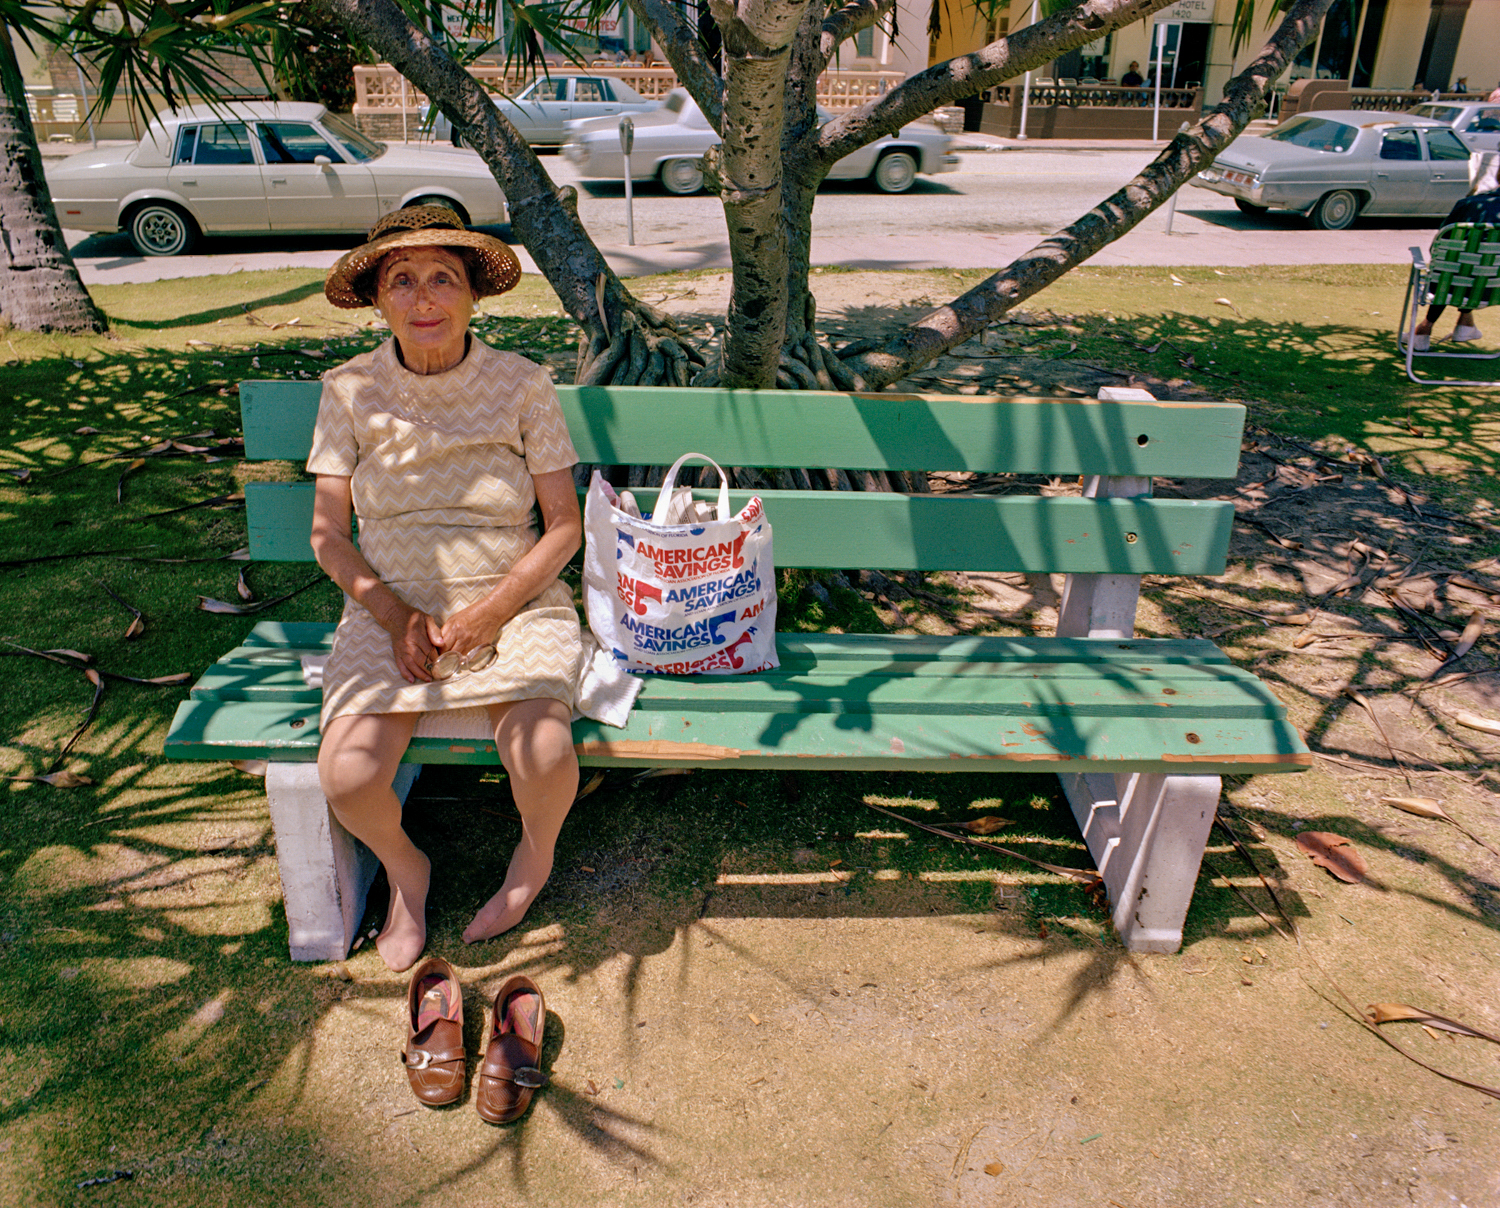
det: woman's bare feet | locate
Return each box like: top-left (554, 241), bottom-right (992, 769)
top-left (463, 835), bottom-right (552, 943)
top-left (376, 849), bottom-right (431, 972)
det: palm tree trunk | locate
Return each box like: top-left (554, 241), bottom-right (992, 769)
top-left (0, 24), bottom-right (107, 334)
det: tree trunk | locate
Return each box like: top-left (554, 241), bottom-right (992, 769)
top-left (713, 0), bottom-right (809, 387)
top-left (0, 24), bottom-right (107, 334)
top-left (779, 1), bottom-right (831, 345)
top-left (843, 0), bottom-right (1340, 389)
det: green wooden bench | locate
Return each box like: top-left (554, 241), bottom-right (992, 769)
top-left (1401, 222), bottom-right (1500, 386)
top-left (163, 380), bottom-right (1310, 960)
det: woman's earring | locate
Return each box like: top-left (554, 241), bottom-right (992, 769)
top-left (372, 306), bottom-right (384, 320)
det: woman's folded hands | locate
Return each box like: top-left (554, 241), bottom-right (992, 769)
top-left (389, 606), bottom-right (446, 684)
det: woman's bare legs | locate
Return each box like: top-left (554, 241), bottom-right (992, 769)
top-left (318, 712), bottom-right (427, 972)
top-left (463, 697), bottom-right (579, 943)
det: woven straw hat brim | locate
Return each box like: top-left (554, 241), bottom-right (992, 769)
top-left (324, 225), bottom-right (522, 309)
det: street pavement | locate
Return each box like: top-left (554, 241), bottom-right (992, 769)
top-left (46, 135), bottom-right (1439, 286)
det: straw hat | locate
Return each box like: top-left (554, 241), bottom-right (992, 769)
top-left (324, 204), bottom-right (522, 309)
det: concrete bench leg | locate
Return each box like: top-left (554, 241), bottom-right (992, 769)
top-left (265, 762), bottom-right (421, 962)
top-left (1060, 771), bottom-right (1220, 954)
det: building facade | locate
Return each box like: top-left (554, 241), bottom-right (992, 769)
top-left (930, 0), bottom-right (1500, 104)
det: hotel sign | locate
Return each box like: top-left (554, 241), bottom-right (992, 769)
top-left (1154, 0), bottom-right (1213, 22)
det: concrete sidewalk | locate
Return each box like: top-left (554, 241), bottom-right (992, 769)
top-left (65, 216), bottom-right (1427, 288)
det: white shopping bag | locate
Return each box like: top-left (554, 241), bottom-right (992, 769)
top-left (582, 453), bottom-right (778, 676)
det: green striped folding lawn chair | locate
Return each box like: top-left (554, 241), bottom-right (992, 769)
top-left (1401, 222), bottom-right (1500, 386)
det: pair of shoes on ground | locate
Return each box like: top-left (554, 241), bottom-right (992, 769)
top-left (402, 956), bottom-right (546, 1123)
top-left (1403, 325), bottom-right (1484, 352)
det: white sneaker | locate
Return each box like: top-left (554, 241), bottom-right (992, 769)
top-left (1452, 324), bottom-right (1482, 342)
top-left (1400, 330), bottom-right (1430, 351)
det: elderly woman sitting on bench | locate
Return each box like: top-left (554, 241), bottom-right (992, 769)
top-left (309, 205), bottom-right (638, 972)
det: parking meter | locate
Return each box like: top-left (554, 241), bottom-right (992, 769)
top-left (620, 116), bottom-right (636, 245)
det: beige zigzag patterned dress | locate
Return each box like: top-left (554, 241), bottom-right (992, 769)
top-left (307, 336), bottom-right (591, 727)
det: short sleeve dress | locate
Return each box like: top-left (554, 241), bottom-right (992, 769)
top-left (307, 335), bottom-right (605, 728)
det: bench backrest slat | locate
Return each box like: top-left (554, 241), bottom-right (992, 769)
top-left (245, 481), bottom-right (1233, 574)
top-left (241, 382), bottom-right (1247, 479)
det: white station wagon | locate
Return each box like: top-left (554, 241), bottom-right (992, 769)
top-left (46, 101), bottom-right (508, 256)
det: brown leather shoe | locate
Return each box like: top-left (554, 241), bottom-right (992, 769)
top-left (475, 975), bottom-right (547, 1124)
top-left (402, 957), bottom-right (465, 1106)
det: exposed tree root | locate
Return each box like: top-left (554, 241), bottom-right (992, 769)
top-left (575, 305), bottom-right (707, 387)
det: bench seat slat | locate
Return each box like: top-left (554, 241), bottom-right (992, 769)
top-left (163, 697), bottom-right (1308, 773)
top-left (225, 623), bottom-right (1238, 666)
top-left (189, 650), bottom-right (1280, 713)
top-left (246, 482), bottom-right (1234, 574)
top-left (242, 382), bottom-right (1248, 479)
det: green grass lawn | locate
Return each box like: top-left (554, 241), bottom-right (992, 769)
top-left (2, 263), bottom-right (1497, 1202)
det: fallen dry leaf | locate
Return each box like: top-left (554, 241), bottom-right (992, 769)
top-left (1451, 709), bottom-right (1500, 737)
top-left (237, 569), bottom-right (255, 602)
top-left (230, 759), bottom-right (268, 776)
top-left (1368, 1003), bottom-right (1500, 1044)
top-left (74, 426), bottom-right (100, 435)
top-left (1380, 796), bottom-right (1452, 823)
top-left (1453, 611), bottom-right (1484, 659)
top-left (44, 648), bottom-right (92, 663)
top-left (1294, 831), bottom-right (1367, 883)
top-left (634, 767), bottom-right (692, 781)
top-left (962, 816), bottom-right (1014, 835)
top-left (9, 770), bottom-right (94, 787)
top-left (575, 770), bottom-right (606, 802)
top-left (117, 457), bottom-right (145, 504)
top-left (199, 596), bottom-right (256, 615)
top-left (124, 616), bottom-right (144, 640)
top-left (983, 1162), bottom-right (1004, 1176)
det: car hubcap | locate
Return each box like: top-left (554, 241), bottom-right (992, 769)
top-left (140, 212), bottom-right (181, 252)
top-left (879, 156), bottom-right (914, 191)
top-left (665, 161), bottom-right (700, 192)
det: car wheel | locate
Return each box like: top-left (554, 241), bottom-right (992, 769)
top-left (872, 151), bottom-right (918, 194)
top-left (408, 195), bottom-right (470, 225)
top-left (127, 203), bottom-right (196, 257)
top-left (659, 158), bottom-right (704, 195)
top-left (1309, 189), bottom-right (1360, 231)
top-left (1234, 198), bottom-right (1269, 215)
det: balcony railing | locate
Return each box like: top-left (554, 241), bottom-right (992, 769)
top-left (353, 63), bottom-right (907, 128)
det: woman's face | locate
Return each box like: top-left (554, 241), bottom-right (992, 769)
top-left (375, 247), bottom-right (478, 373)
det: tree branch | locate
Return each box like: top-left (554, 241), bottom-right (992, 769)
top-left (844, 0), bottom-right (1340, 389)
top-left (818, 0), bottom-right (892, 67)
top-left (712, 0), bottom-right (812, 385)
top-left (818, 0), bottom-right (1172, 163)
top-left (628, 0), bottom-right (725, 130)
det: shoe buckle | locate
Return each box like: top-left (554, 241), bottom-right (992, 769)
top-left (511, 1065), bottom-right (546, 1089)
top-left (405, 1049), bottom-right (436, 1070)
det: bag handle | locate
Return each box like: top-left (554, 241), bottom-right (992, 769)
top-left (652, 452), bottom-right (732, 523)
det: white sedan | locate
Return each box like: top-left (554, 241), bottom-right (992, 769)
top-left (562, 89), bottom-right (960, 194)
top-left (428, 75), bottom-right (658, 146)
top-left (46, 101), bottom-right (508, 256)
top-left (1404, 100), bottom-right (1500, 153)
